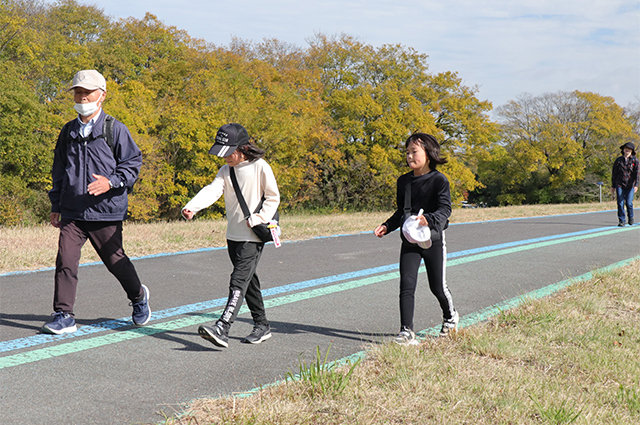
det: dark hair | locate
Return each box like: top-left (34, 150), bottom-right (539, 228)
top-left (405, 133), bottom-right (447, 169)
top-left (237, 142), bottom-right (265, 162)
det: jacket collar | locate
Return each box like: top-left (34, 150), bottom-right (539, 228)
top-left (69, 110), bottom-right (106, 140)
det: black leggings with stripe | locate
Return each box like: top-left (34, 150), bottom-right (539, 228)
top-left (398, 231), bottom-right (455, 331)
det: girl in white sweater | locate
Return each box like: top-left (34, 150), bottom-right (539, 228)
top-left (182, 123), bottom-right (280, 348)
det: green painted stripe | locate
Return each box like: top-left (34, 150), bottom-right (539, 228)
top-left (0, 314), bottom-right (214, 368)
top-left (232, 255), bottom-right (640, 400)
top-left (451, 255), bottom-right (640, 332)
top-left (0, 227), bottom-right (633, 370)
top-left (447, 227), bottom-right (627, 266)
top-left (0, 275), bottom-right (397, 369)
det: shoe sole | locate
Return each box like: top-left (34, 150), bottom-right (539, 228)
top-left (439, 324), bottom-right (459, 337)
top-left (198, 326), bottom-right (228, 348)
top-left (42, 324), bottom-right (77, 335)
top-left (242, 332), bottom-right (272, 344)
top-left (133, 284), bottom-right (151, 326)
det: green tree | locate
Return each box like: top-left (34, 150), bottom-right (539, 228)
top-left (474, 91), bottom-right (638, 205)
top-left (0, 60), bottom-right (53, 224)
top-left (1, 0), bottom-right (507, 223)
top-left (305, 34), bottom-right (495, 209)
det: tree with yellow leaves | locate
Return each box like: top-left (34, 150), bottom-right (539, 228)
top-left (474, 91), bottom-right (638, 205)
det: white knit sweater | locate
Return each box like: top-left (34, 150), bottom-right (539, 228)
top-left (183, 159), bottom-right (280, 243)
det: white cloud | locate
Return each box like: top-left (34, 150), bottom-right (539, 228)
top-left (50, 0), bottom-right (640, 107)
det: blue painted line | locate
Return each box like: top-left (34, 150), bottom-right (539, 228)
top-left (446, 208), bottom-right (619, 226)
top-left (447, 226), bottom-right (615, 258)
top-left (1, 224), bottom-right (636, 354)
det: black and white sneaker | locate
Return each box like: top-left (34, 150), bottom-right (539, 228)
top-left (242, 323), bottom-right (272, 344)
top-left (198, 321), bottom-right (229, 348)
top-left (394, 326), bottom-right (419, 345)
top-left (439, 311), bottom-right (459, 337)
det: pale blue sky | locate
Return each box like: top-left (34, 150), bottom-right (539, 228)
top-left (73, 0), bottom-right (639, 109)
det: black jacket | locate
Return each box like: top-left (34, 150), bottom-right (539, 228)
top-left (383, 170), bottom-right (452, 238)
top-left (611, 155), bottom-right (640, 190)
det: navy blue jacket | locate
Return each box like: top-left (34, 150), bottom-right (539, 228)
top-left (49, 111), bottom-right (142, 221)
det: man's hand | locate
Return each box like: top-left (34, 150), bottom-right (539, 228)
top-left (88, 174), bottom-right (110, 196)
top-left (50, 212), bottom-right (61, 228)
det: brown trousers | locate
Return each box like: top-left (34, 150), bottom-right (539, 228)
top-left (53, 220), bottom-right (143, 314)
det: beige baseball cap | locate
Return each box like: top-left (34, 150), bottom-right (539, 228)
top-left (70, 70), bottom-right (107, 92)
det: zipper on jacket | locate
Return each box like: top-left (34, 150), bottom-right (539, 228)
top-left (82, 139), bottom-right (88, 219)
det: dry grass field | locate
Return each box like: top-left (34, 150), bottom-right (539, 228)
top-left (0, 202), bottom-right (617, 274)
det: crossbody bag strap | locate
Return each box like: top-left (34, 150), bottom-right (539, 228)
top-left (403, 176), bottom-right (412, 214)
top-left (229, 167), bottom-right (251, 220)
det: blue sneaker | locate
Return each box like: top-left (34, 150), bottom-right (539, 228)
top-left (42, 312), bottom-right (77, 335)
top-left (131, 284), bottom-right (151, 325)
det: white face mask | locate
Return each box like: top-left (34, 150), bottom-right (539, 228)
top-left (74, 100), bottom-right (101, 117)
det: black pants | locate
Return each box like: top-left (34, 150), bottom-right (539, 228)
top-left (398, 232), bottom-right (455, 330)
top-left (54, 220), bottom-right (144, 314)
top-left (219, 240), bottom-right (268, 327)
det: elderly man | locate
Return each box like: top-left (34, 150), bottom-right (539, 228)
top-left (43, 70), bottom-right (150, 334)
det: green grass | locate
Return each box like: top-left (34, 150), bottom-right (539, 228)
top-left (285, 344), bottom-right (362, 399)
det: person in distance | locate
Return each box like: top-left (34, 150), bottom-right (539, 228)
top-left (611, 141), bottom-right (639, 227)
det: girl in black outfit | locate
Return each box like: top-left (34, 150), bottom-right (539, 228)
top-left (374, 133), bottom-right (458, 344)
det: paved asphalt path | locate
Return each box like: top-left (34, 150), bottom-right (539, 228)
top-left (1, 209), bottom-right (639, 424)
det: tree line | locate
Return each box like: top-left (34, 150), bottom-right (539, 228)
top-left (1, 0), bottom-right (638, 225)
